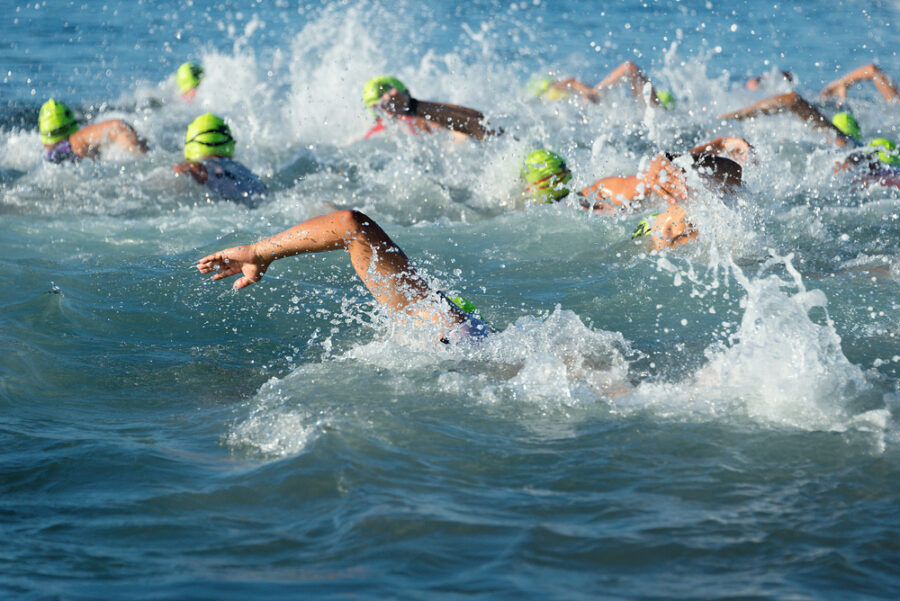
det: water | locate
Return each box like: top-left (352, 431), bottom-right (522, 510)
top-left (2, 0), bottom-right (900, 599)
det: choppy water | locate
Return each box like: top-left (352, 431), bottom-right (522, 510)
top-left (2, 1), bottom-right (900, 599)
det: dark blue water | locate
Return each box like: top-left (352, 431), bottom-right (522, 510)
top-left (2, 1), bottom-right (900, 599)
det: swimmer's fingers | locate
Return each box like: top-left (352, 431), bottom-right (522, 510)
top-left (651, 184), bottom-right (680, 205)
top-left (232, 265), bottom-right (266, 290)
top-left (197, 251), bottom-right (242, 279)
top-left (652, 168), bottom-right (687, 204)
top-left (197, 245), bottom-right (265, 288)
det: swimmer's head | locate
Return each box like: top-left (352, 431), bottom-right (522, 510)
top-left (184, 113), bottom-right (234, 160)
top-left (448, 294), bottom-right (479, 316)
top-left (363, 76), bottom-right (408, 116)
top-left (39, 98), bottom-right (79, 145)
top-left (526, 76), bottom-right (554, 97)
top-left (526, 75), bottom-right (569, 101)
top-left (656, 90), bottom-right (675, 110)
top-left (176, 62), bottom-right (204, 94)
top-left (522, 149), bottom-right (572, 202)
top-left (869, 137), bottom-right (900, 166)
top-left (832, 112), bottom-right (861, 142)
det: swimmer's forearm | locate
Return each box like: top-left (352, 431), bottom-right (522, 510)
top-left (556, 78), bottom-right (596, 97)
top-left (251, 212), bottom-right (358, 261)
top-left (596, 60), bottom-right (656, 103)
top-left (410, 99), bottom-right (496, 140)
top-left (717, 93), bottom-right (801, 120)
top-left (580, 175), bottom-right (644, 205)
top-left (870, 67), bottom-right (900, 102)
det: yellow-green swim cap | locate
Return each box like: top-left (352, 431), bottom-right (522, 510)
top-left (522, 149), bottom-right (572, 202)
top-left (449, 294), bottom-right (479, 316)
top-left (363, 76), bottom-right (408, 109)
top-left (832, 112), bottom-right (861, 142)
top-left (656, 90), bottom-right (675, 110)
top-left (526, 76), bottom-right (554, 97)
top-left (176, 62), bottom-right (204, 94)
top-left (870, 137), bottom-right (900, 166)
top-left (39, 98), bottom-right (79, 145)
top-left (184, 113), bottom-right (234, 161)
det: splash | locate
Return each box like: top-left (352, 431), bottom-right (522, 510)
top-left (622, 252), bottom-right (883, 435)
top-left (226, 306), bottom-right (632, 457)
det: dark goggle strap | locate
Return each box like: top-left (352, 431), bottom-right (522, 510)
top-left (524, 168), bottom-right (571, 192)
top-left (45, 121), bottom-right (77, 138)
top-left (186, 126), bottom-right (233, 146)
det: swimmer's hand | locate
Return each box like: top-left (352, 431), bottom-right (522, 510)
top-left (820, 79), bottom-right (849, 103)
top-left (689, 136), bottom-right (755, 164)
top-left (642, 154), bottom-right (687, 204)
top-left (173, 161), bottom-right (209, 184)
top-left (197, 243), bottom-right (271, 290)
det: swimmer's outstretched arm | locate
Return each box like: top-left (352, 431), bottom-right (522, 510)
top-left (717, 92), bottom-right (856, 148)
top-left (821, 63), bottom-right (900, 104)
top-left (379, 89), bottom-right (501, 141)
top-left (578, 153), bottom-right (687, 214)
top-left (69, 120), bottom-right (149, 158)
top-left (553, 78), bottom-right (600, 103)
top-left (197, 210), bottom-right (467, 327)
top-left (594, 60), bottom-right (662, 107)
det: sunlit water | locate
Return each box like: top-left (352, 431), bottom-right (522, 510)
top-left (2, 1), bottom-right (900, 599)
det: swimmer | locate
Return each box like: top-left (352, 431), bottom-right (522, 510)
top-left (172, 113), bottom-right (267, 205)
top-left (176, 62), bottom-right (204, 103)
top-left (820, 63), bottom-right (899, 105)
top-left (579, 151), bottom-right (741, 210)
top-left (521, 140), bottom-right (745, 210)
top-left (718, 94), bottom-right (897, 185)
top-left (39, 98), bottom-right (148, 164)
top-left (362, 75), bottom-right (501, 142)
top-left (196, 209), bottom-right (487, 342)
top-left (520, 148), bottom-right (684, 206)
top-left (833, 137), bottom-right (900, 188)
top-left (528, 61), bottom-right (675, 109)
top-left (521, 143), bottom-right (743, 250)
top-left (717, 92), bottom-right (863, 148)
top-left (583, 149), bottom-right (741, 250)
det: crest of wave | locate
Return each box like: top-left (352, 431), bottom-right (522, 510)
top-left (622, 253), bottom-right (888, 436)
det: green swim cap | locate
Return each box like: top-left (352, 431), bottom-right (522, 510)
top-left (363, 76), bottom-right (408, 109)
top-left (184, 113), bottom-right (234, 161)
top-left (176, 62), bottom-right (204, 94)
top-left (832, 112), bottom-right (861, 141)
top-left (870, 137), bottom-right (900, 166)
top-left (526, 76), bottom-right (554, 97)
top-left (449, 294), bottom-right (479, 316)
top-left (656, 90), bottom-right (675, 110)
top-left (632, 212), bottom-right (661, 239)
top-left (39, 98), bottom-right (79, 145)
top-left (522, 149), bottom-right (572, 202)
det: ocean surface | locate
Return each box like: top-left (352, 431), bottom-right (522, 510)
top-left (2, 0), bottom-right (900, 599)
